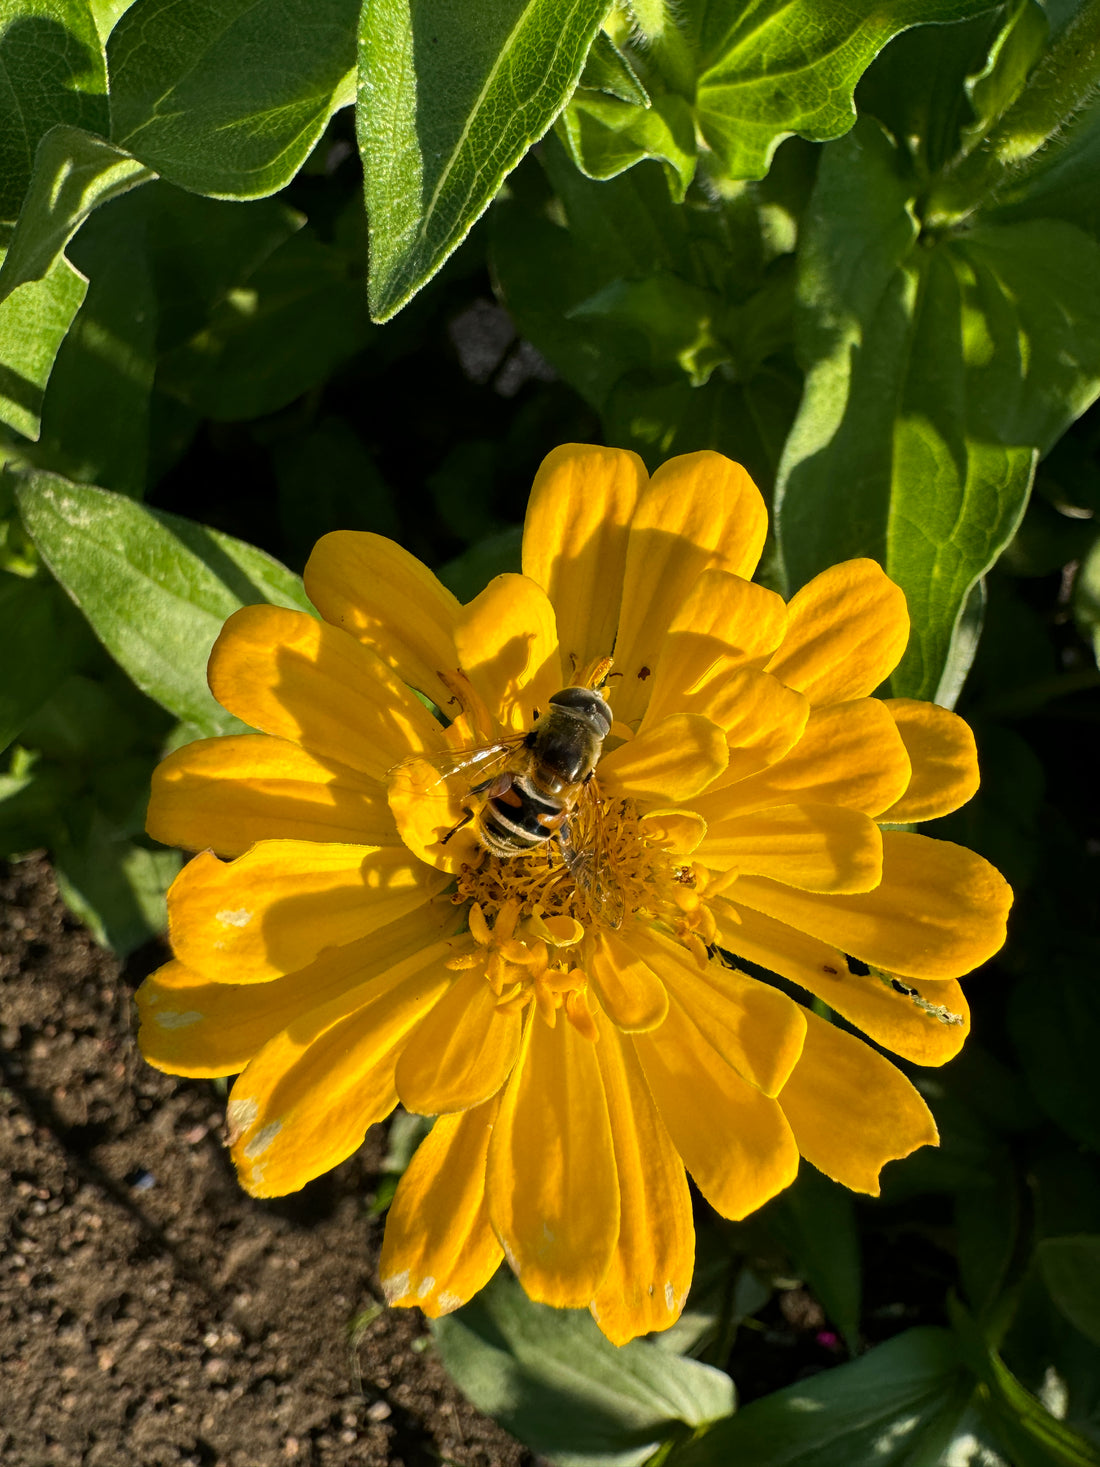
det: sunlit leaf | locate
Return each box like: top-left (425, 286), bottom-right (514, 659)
top-left (687, 0), bottom-right (1001, 182)
top-left (559, 90), bottom-right (696, 199)
top-left (359, 0), bottom-right (610, 321)
top-left (435, 1271), bottom-right (734, 1467)
top-left (106, 0), bottom-right (358, 198)
top-left (0, 0), bottom-right (108, 223)
top-left (0, 124), bottom-right (153, 305)
top-left (0, 241), bottom-right (87, 440)
top-left (15, 471), bottom-right (312, 734)
top-left (775, 116), bottom-right (1100, 702)
top-left (670, 1327), bottom-right (972, 1467)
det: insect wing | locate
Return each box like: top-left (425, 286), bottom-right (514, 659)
top-left (390, 733), bottom-right (526, 793)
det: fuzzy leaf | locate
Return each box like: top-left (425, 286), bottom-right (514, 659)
top-left (359, 0), bottom-right (610, 320)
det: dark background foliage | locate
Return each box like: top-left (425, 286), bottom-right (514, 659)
top-left (2, 1), bottom-right (1100, 1463)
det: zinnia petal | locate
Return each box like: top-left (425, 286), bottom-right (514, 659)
top-left (168, 841), bottom-right (449, 983)
top-left (395, 966), bottom-right (523, 1114)
top-left (732, 830), bottom-right (1012, 979)
top-left (136, 905), bottom-right (461, 1077)
top-left (598, 713), bottom-right (728, 802)
top-left (455, 573), bottom-right (562, 731)
top-left (226, 946), bottom-right (454, 1196)
top-left (380, 1100), bottom-right (505, 1317)
top-left (697, 699), bottom-right (912, 820)
top-left (714, 902), bottom-right (970, 1066)
top-left (689, 668), bottom-right (810, 785)
top-left (303, 530), bottom-right (462, 710)
top-left (587, 927), bottom-right (669, 1032)
top-left (765, 560), bottom-right (909, 706)
top-left (613, 452), bottom-right (768, 724)
top-left (632, 992), bottom-right (800, 1219)
top-left (147, 734), bottom-right (396, 856)
top-left (488, 1012), bottom-right (619, 1307)
top-left (522, 444), bottom-right (645, 673)
top-left (878, 698), bottom-right (980, 823)
top-left (631, 926), bottom-right (806, 1096)
top-left (668, 568), bottom-right (788, 664)
top-left (778, 1010), bottom-right (939, 1194)
top-left (698, 803), bottom-right (884, 894)
top-left (208, 605), bottom-right (442, 778)
top-left (589, 1010), bottom-right (694, 1345)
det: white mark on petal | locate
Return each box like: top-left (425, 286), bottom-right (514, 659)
top-left (216, 907), bottom-right (252, 928)
top-left (416, 1276), bottom-right (436, 1300)
top-left (226, 1097), bottom-right (258, 1137)
top-left (243, 1121), bottom-right (282, 1159)
top-left (381, 1271), bottom-right (410, 1304)
top-left (436, 1291), bottom-right (463, 1313)
top-left (665, 1281), bottom-right (676, 1312)
top-left (155, 1009), bottom-right (203, 1030)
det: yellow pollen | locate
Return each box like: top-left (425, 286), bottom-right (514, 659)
top-left (451, 798), bottom-right (723, 1035)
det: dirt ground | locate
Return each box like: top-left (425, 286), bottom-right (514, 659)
top-left (0, 856), bottom-right (531, 1467)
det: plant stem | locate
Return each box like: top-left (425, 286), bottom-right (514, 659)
top-left (624, 0), bottom-right (697, 99)
top-left (925, 0), bottom-right (1100, 226)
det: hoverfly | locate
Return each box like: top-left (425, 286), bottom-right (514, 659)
top-left (398, 684), bottom-right (626, 927)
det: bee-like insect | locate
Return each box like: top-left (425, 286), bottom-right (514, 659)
top-left (402, 684), bottom-right (625, 926)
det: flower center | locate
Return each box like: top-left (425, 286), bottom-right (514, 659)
top-left (454, 795), bottom-right (664, 932)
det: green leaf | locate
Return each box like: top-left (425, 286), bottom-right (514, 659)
top-left (690, 0), bottom-right (1001, 183)
top-left (54, 816), bottom-right (180, 954)
top-left (15, 470), bottom-right (312, 735)
top-left (37, 187), bottom-right (158, 493)
top-left (670, 1327), bottom-right (972, 1467)
top-left (1074, 529), bottom-right (1100, 668)
top-left (559, 90), bottom-right (697, 199)
top-left (0, 0), bottom-right (109, 222)
top-left (951, 1299), bottom-right (1100, 1467)
top-left (0, 751), bottom-right (73, 857)
top-left (603, 361), bottom-right (802, 491)
top-left (0, 570), bottom-right (89, 752)
top-left (1039, 1238), bottom-right (1100, 1347)
top-left (956, 1151), bottom-right (1020, 1315)
top-left (763, 1164), bottom-right (861, 1351)
top-left (577, 28), bottom-right (648, 105)
top-left (1008, 949), bottom-right (1100, 1151)
top-left (963, 0), bottom-right (1049, 147)
top-left (88, 0), bottom-right (133, 38)
top-left (572, 274), bottom-right (728, 386)
top-left (0, 124), bottom-right (153, 305)
top-left (773, 117), bottom-right (1100, 702)
top-left (158, 226), bottom-right (372, 421)
top-left (434, 1272), bottom-right (734, 1467)
top-left (106, 0), bottom-right (358, 198)
top-left (359, 0), bottom-right (610, 321)
top-left (0, 243), bottom-right (87, 441)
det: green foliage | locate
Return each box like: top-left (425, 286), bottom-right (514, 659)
top-left (434, 1271), bottom-right (735, 1467)
top-left (358, 0), bottom-right (610, 321)
top-left (1, 0), bottom-right (1099, 1461)
top-left (15, 471), bottom-right (310, 734)
top-left (106, 0), bottom-right (359, 197)
top-left (0, 0), bottom-right (109, 224)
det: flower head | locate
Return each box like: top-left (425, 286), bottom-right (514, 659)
top-left (138, 445), bottom-right (1011, 1345)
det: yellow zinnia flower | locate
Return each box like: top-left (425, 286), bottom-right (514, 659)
top-left (137, 445), bottom-right (1012, 1346)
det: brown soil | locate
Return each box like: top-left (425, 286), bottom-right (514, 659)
top-left (0, 856), bottom-right (530, 1467)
